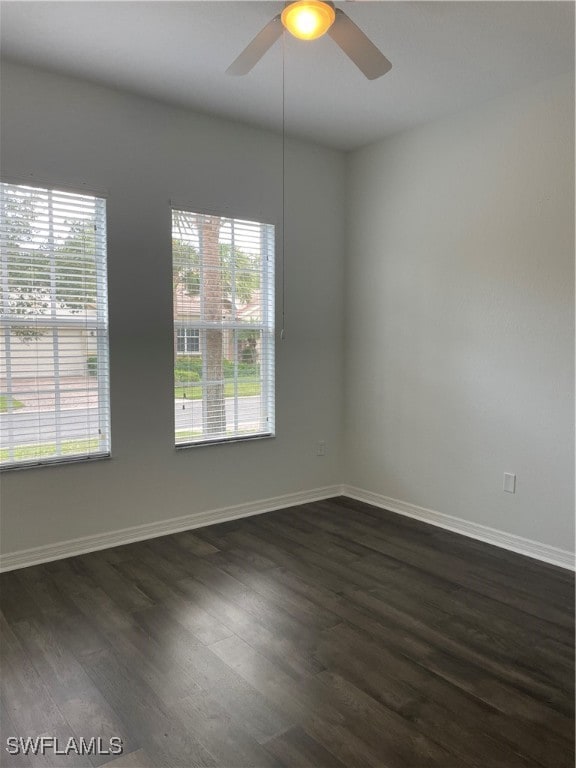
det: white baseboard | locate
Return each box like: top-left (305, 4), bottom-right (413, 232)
top-left (342, 485), bottom-right (575, 571)
top-left (2, 482), bottom-right (573, 572)
top-left (0, 485), bottom-right (342, 573)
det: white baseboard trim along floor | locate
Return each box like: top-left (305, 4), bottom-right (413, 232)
top-left (342, 485), bottom-right (575, 571)
top-left (1, 483), bottom-right (573, 572)
top-left (0, 485), bottom-right (341, 572)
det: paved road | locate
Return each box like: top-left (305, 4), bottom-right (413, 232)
top-left (0, 397), bottom-right (263, 446)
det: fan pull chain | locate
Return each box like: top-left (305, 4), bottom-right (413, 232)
top-left (280, 28), bottom-right (287, 342)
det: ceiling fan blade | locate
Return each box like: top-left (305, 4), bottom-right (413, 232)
top-left (227, 15), bottom-right (283, 76)
top-left (328, 9), bottom-right (392, 80)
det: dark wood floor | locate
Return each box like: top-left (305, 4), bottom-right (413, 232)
top-left (0, 496), bottom-right (574, 768)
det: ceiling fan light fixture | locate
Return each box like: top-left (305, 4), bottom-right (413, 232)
top-left (281, 0), bottom-right (336, 41)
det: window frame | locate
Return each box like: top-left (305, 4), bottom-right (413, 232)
top-left (171, 207), bottom-right (275, 449)
top-left (0, 181), bottom-right (111, 470)
top-left (176, 327), bottom-right (200, 355)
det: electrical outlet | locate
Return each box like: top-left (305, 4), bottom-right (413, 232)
top-left (316, 440), bottom-right (326, 457)
top-left (503, 473), bottom-right (516, 494)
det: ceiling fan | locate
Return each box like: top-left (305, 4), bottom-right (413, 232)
top-left (226, 0), bottom-right (392, 80)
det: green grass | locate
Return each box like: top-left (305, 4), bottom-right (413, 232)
top-left (175, 430), bottom-right (203, 441)
top-left (175, 427), bottom-right (262, 443)
top-left (0, 438), bottom-right (102, 463)
top-left (175, 381), bottom-right (261, 399)
top-left (0, 395), bottom-right (24, 413)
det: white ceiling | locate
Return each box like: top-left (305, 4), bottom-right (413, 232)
top-left (1, 1), bottom-right (574, 150)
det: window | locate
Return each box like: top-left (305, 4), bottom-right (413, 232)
top-left (172, 209), bottom-right (274, 446)
top-left (176, 328), bottom-right (200, 354)
top-left (0, 182), bottom-right (110, 468)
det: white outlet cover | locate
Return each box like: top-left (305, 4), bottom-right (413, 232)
top-left (503, 473), bottom-right (516, 493)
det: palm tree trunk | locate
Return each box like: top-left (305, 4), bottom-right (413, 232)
top-left (201, 215), bottom-right (225, 434)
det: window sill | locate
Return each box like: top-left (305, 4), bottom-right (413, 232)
top-left (0, 452), bottom-right (112, 472)
top-left (175, 432), bottom-right (274, 450)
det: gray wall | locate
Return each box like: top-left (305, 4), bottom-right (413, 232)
top-left (0, 61), bottom-right (346, 554)
top-left (1, 61), bottom-right (573, 559)
top-left (345, 73), bottom-right (575, 551)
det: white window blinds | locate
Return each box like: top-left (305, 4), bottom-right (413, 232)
top-left (172, 209), bottom-right (275, 445)
top-left (0, 182), bottom-right (110, 467)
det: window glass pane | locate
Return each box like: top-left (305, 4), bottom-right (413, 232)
top-left (172, 210), bottom-right (274, 445)
top-left (188, 329), bottom-right (200, 354)
top-left (0, 183), bottom-right (110, 467)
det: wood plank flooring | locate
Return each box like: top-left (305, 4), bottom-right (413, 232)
top-left (0, 496), bottom-right (574, 768)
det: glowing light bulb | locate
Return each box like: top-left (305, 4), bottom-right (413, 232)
top-left (281, 1), bottom-right (336, 41)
